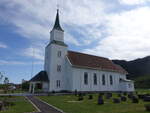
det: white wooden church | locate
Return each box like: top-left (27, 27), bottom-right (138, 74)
top-left (29, 10), bottom-right (134, 93)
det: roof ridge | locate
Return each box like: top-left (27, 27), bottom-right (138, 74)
top-left (68, 50), bottom-right (108, 60)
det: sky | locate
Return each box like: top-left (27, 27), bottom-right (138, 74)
top-left (0, 0), bottom-right (150, 83)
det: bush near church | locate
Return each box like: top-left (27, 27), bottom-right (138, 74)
top-left (88, 95), bottom-right (93, 100)
top-left (21, 81), bottom-right (29, 91)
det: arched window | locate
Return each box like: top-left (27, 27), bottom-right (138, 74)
top-left (110, 75), bottom-right (113, 85)
top-left (102, 74), bottom-right (105, 85)
top-left (84, 72), bottom-right (88, 85)
top-left (93, 73), bottom-right (97, 85)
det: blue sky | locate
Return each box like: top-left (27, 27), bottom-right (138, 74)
top-left (0, 0), bottom-right (150, 83)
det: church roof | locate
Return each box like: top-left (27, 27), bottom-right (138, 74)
top-left (30, 71), bottom-right (49, 82)
top-left (52, 9), bottom-right (64, 32)
top-left (67, 51), bottom-right (128, 74)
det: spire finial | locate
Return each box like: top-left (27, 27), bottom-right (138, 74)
top-left (52, 3), bottom-right (64, 32)
top-left (57, 2), bottom-right (59, 11)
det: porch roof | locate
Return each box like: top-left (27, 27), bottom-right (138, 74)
top-left (30, 71), bottom-right (49, 82)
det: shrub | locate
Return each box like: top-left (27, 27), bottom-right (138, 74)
top-left (99, 93), bottom-right (104, 96)
top-left (0, 101), bottom-right (3, 111)
top-left (113, 98), bottom-right (121, 103)
top-left (145, 104), bottom-right (150, 111)
top-left (52, 90), bottom-right (55, 94)
top-left (78, 95), bottom-right (83, 101)
top-left (88, 95), bottom-right (93, 100)
top-left (105, 93), bottom-right (112, 99)
top-left (21, 82), bottom-right (29, 90)
top-left (78, 92), bottom-right (82, 97)
top-left (118, 93), bottom-right (122, 97)
top-left (3, 100), bottom-right (10, 107)
top-left (123, 92), bottom-right (127, 96)
top-left (132, 97), bottom-right (139, 103)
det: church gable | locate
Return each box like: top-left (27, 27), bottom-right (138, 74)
top-left (67, 51), bottom-right (127, 74)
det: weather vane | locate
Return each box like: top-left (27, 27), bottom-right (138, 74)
top-left (57, 0), bottom-right (60, 11)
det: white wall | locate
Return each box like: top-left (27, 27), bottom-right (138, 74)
top-left (50, 29), bottom-right (64, 42)
top-left (45, 43), bottom-right (67, 92)
top-left (63, 57), bottom-right (73, 91)
top-left (42, 82), bottom-right (49, 92)
top-left (120, 81), bottom-right (135, 92)
top-left (70, 66), bottom-right (127, 92)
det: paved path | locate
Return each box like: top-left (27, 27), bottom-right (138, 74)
top-left (26, 96), bottom-right (63, 113)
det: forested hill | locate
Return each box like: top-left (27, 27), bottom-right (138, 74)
top-left (112, 56), bottom-right (150, 88)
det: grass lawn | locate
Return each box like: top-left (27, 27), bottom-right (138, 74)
top-left (39, 93), bottom-right (150, 113)
top-left (0, 90), bottom-right (27, 94)
top-left (136, 89), bottom-right (150, 94)
top-left (0, 96), bottom-right (37, 113)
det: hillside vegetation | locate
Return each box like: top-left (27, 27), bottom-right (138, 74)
top-left (112, 56), bottom-right (150, 88)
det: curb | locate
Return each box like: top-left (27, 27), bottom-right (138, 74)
top-left (25, 96), bottom-right (41, 112)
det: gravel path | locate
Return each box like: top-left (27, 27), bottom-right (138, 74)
top-left (26, 96), bottom-right (63, 113)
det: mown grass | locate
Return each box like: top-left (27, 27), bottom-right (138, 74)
top-left (136, 89), bottom-right (150, 94)
top-left (39, 93), bottom-right (150, 113)
top-left (0, 96), bottom-right (36, 113)
top-left (0, 90), bottom-right (27, 94)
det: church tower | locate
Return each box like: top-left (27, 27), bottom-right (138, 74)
top-left (44, 10), bottom-right (68, 91)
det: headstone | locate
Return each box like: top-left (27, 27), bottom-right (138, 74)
top-left (74, 90), bottom-right (78, 96)
top-left (78, 95), bottom-right (83, 101)
top-left (138, 94), bottom-right (145, 99)
top-left (98, 96), bottom-right (104, 105)
top-left (128, 94), bottom-right (134, 99)
top-left (120, 96), bottom-right (127, 102)
top-left (143, 96), bottom-right (150, 102)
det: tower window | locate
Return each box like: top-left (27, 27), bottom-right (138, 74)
top-left (56, 80), bottom-right (60, 88)
top-left (57, 51), bottom-right (61, 57)
top-left (93, 73), bottom-right (97, 85)
top-left (84, 72), bottom-right (88, 85)
top-left (57, 65), bottom-right (61, 72)
top-left (102, 74), bottom-right (105, 85)
top-left (110, 75), bottom-right (113, 85)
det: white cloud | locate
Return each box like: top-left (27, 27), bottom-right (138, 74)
top-left (0, 60), bottom-right (43, 65)
top-left (23, 46), bottom-right (44, 61)
top-left (119, 0), bottom-right (150, 5)
top-left (0, 0), bottom-right (150, 61)
top-left (84, 7), bottom-right (150, 60)
top-left (0, 0), bottom-right (106, 44)
top-left (0, 42), bottom-right (7, 48)
top-left (65, 33), bottom-right (80, 46)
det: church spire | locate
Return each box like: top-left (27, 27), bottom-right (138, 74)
top-left (53, 9), bottom-right (64, 32)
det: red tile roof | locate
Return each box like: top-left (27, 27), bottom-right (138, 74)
top-left (67, 51), bottom-right (128, 74)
